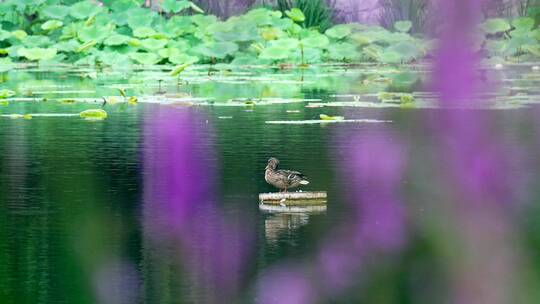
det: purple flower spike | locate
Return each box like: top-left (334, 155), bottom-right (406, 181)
top-left (348, 131), bottom-right (408, 251)
top-left (143, 107), bottom-right (251, 303)
top-left (257, 265), bottom-right (315, 304)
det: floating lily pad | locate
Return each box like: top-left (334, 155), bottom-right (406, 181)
top-left (0, 57), bottom-right (13, 72)
top-left (80, 109), bottom-right (108, 119)
top-left (0, 89), bottom-right (15, 98)
top-left (266, 119), bottom-right (391, 124)
top-left (319, 114), bottom-right (344, 120)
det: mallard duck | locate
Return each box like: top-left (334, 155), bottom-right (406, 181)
top-left (265, 157), bottom-right (309, 192)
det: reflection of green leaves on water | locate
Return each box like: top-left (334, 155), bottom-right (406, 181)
top-left (0, 89), bottom-right (16, 98)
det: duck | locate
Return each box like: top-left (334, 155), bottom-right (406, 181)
top-left (265, 157), bottom-right (309, 192)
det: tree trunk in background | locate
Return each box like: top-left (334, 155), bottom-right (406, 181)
top-left (331, 0), bottom-right (381, 24)
top-left (377, 0), bottom-right (429, 33)
top-left (192, 0), bottom-right (258, 18)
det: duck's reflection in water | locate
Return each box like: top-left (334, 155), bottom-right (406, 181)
top-left (264, 213), bottom-right (313, 244)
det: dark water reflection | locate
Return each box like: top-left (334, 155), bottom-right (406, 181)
top-left (1, 64), bottom-right (540, 303)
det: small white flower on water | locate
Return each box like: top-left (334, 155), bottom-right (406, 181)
top-left (494, 64), bottom-right (503, 70)
top-left (533, 66), bottom-right (540, 71)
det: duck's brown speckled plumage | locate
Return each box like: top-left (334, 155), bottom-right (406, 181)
top-left (265, 157), bottom-right (309, 192)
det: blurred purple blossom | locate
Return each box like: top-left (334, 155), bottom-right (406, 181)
top-left (257, 265), bottom-right (315, 304)
top-left (143, 107), bottom-right (252, 302)
top-left (429, 0), bottom-right (527, 303)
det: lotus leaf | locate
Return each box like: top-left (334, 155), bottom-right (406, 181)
top-left (0, 29), bottom-right (11, 41)
top-left (270, 38), bottom-right (300, 50)
top-left (133, 27), bottom-right (157, 38)
top-left (169, 53), bottom-right (199, 65)
top-left (140, 38), bottom-right (168, 51)
top-left (104, 34), bottom-right (131, 46)
top-left (195, 42), bottom-right (238, 59)
top-left (11, 30), bottom-right (28, 41)
top-left (285, 8), bottom-right (305, 23)
top-left (260, 27), bottom-right (284, 41)
top-left (387, 41), bottom-right (421, 61)
top-left (260, 46), bottom-right (291, 60)
top-left (18, 47), bottom-right (57, 61)
top-left (98, 51), bottom-right (131, 66)
top-left (80, 109), bottom-right (107, 119)
top-left (378, 50), bottom-right (402, 63)
top-left (129, 52), bottom-right (161, 65)
top-left (230, 53), bottom-right (260, 65)
top-left (327, 43), bottom-right (359, 61)
top-left (163, 0), bottom-right (192, 13)
top-left (191, 15), bottom-right (218, 29)
top-left (110, 0), bottom-right (143, 12)
top-left (78, 24), bottom-right (111, 43)
top-left (512, 17), bottom-right (535, 31)
top-left (54, 39), bottom-right (81, 52)
top-left (320, 114), bottom-right (344, 120)
top-left (127, 38), bottom-right (142, 47)
top-left (158, 47), bottom-right (180, 59)
top-left (325, 24), bottom-right (352, 39)
top-left (22, 35), bottom-right (51, 47)
top-left (69, 1), bottom-right (103, 20)
top-left (394, 20), bottom-right (412, 33)
top-left (41, 20), bottom-right (63, 31)
top-left (245, 8), bottom-right (273, 26)
top-left (39, 5), bottom-right (70, 19)
top-left (301, 33), bottom-right (330, 48)
top-left (0, 89), bottom-right (15, 98)
top-left (0, 57), bottom-right (13, 72)
top-left (127, 8), bottom-right (156, 29)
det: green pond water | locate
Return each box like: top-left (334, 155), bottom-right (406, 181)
top-left (1, 63), bottom-right (540, 303)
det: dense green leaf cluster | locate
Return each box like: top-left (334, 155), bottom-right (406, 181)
top-left (0, 1), bottom-right (538, 67)
top-left (481, 17), bottom-right (540, 63)
top-left (0, 0), bottom-right (429, 67)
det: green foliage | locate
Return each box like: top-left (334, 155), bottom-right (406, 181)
top-left (481, 18), bottom-right (511, 34)
top-left (482, 17), bottom-right (540, 62)
top-left (0, 1), bottom-right (536, 67)
top-left (79, 109), bottom-right (107, 119)
top-left (394, 21), bottom-right (412, 33)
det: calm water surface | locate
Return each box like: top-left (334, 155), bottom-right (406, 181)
top-left (1, 64), bottom-right (540, 303)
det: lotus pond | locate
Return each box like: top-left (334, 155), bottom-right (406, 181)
top-left (1, 62), bottom-right (540, 303)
